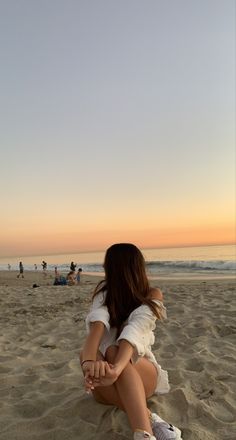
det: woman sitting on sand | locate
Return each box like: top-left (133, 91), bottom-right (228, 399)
top-left (80, 243), bottom-right (182, 440)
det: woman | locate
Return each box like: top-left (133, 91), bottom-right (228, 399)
top-left (80, 243), bottom-right (182, 440)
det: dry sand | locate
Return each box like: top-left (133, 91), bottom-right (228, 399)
top-left (0, 270), bottom-right (235, 440)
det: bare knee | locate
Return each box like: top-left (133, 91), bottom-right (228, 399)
top-left (92, 388), bottom-right (110, 405)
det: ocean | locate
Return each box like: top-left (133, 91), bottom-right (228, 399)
top-left (0, 244), bottom-right (235, 279)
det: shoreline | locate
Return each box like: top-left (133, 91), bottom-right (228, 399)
top-left (0, 270), bottom-right (235, 288)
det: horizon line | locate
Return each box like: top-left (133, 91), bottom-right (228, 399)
top-left (0, 241), bottom-right (235, 260)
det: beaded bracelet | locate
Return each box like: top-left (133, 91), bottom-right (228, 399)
top-left (81, 359), bottom-right (95, 367)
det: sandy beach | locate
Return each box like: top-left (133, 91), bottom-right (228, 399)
top-left (0, 270), bottom-right (235, 440)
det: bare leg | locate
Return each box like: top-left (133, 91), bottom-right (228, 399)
top-left (92, 346), bottom-right (157, 434)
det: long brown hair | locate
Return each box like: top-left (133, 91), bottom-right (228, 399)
top-left (93, 243), bottom-right (162, 331)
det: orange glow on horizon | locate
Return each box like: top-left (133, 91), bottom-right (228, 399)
top-left (0, 223), bottom-right (235, 258)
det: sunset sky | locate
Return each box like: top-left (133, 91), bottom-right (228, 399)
top-left (0, 0), bottom-right (235, 258)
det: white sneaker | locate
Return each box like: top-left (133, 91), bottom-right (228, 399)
top-left (133, 431), bottom-right (156, 440)
top-left (151, 413), bottom-right (182, 440)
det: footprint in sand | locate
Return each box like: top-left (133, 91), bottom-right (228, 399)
top-left (185, 358), bottom-right (204, 372)
top-left (216, 325), bottom-right (236, 337)
top-left (13, 399), bottom-right (48, 419)
top-left (204, 399), bottom-right (236, 423)
top-left (168, 369), bottom-right (183, 386)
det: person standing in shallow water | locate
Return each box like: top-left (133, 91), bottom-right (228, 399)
top-left (17, 261), bottom-right (24, 278)
top-left (80, 243), bottom-right (182, 440)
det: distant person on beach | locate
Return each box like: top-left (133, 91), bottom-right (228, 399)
top-left (76, 267), bottom-right (82, 283)
top-left (42, 261), bottom-right (47, 275)
top-left (17, 261), bottom-right (24, 278)
top-left (8, 264), bottom-right (11, 270)
top-left (80, 243), bottom-right (182, 440)
top-left (70, 261), bottom-right (77, 272)
top-left (53, 269), bottom-right (67, 286)
top-left (66, 271), bottom-right (77, 286)
top-left (34, 264), bottom-right (37, 270)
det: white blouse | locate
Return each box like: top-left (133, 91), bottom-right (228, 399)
top-left (85, 291), bottom-right (170, 394)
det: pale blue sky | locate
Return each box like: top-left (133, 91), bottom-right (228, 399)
top-left (0, 0), bottom-right (235, 256)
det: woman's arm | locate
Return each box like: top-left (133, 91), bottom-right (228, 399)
top-left (81, 321), bottom-right (110, 392)
top-left (112, 339), bottom-right (134, 376)
top-left (87, 340), bottom-right (134, 388)
top-left (81, 321), bottom-right (105, 362)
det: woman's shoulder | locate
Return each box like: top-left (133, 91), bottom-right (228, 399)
top-left (148, 287), bottom-right (163, 302)
top-left (129, 288), bottom-right (163, 317)
top-left (92, 290), bottom-right (107, 307)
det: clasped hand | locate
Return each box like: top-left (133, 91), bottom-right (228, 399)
top-left (82, 360), bottom-right (118, 392)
